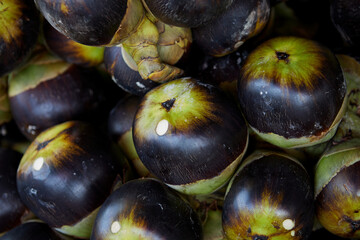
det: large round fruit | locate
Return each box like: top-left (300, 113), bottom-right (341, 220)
top-left (133, 77), bottom-right (248, 195)
top-left (238, 36), bottom-right (347, 149)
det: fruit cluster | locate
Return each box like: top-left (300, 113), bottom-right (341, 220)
top-left (0, 0), bottom-right (359, 239)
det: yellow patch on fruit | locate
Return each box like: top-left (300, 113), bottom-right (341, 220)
top-left (60, 1), bottom-right (69, 14)
top-left (241, 37), bottom-right (327, 91)
top-left (105, 206), bottom-right (155, 240)
top-left (18, 121), bottom-right (85, 174)
top-left (0, 0), bottom-right (24, 44)
top-left (135, 78), bottom-right (220, 141)
top-left (225, 187), bottom-right (303, 239)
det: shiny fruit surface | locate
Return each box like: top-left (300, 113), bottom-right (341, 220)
top-left (17, 121), bottom-right (119, 238)
top-left (238, 36), bottom-right (347, 148)
top-left (91, 178), bottom-right (203, 240)
top-left (223, 150), bottom-right (314, 240)
top-left (133, 77), bottom-right (248, 195)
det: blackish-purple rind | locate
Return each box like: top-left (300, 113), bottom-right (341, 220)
top-left (108, 95), bottom-right (141, 140)
top-left (193, 0), bottom-right (270, 56)
top-left (237, 37), bottom-right (346, 139)
top-left (143, 0), bottom-right (233, 28)
top-left (90, 178), bottom-right (203, 240)
top-left (9, 66), bottom-right (106, 140)
top-left (133, 78), bottom-right (248, 186)
top-left (103, 46), bottom-right (159, 96)
top-left (17, 121), bottom-right (118, 228)
top-left (34, 0), bottom-right (128, 46)
top-left (0, 0), bottom-right (40, 77)
top-left (0, 221), bottom-right (62, 240)
top-left (223, 153), bottom-right (314, 239)
top-left (0, 147), bottom-right (26, 233)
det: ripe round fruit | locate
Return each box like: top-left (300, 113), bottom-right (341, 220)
top-left (133, 77), bottom-right (248, 195)
top-left (238, 36), bottom-right (347, 149)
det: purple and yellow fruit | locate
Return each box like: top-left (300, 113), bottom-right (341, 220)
top-left (238, 36), bottom-right (347, 149)
top-left (133, 77), bottom-right (248, 195)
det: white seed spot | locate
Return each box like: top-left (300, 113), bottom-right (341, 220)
top-left (33, 157), bottom-right (44, 171)
top-left (282, 219), bottom-right (295, 230)
top-left (291, 230), bottom-right (295, 236)
top-left (111, 221), bottom-right (121, 234)
top-left (156, 119), bottom-right (169, 136)
top-left (136, 81), bottom-right (145, 89)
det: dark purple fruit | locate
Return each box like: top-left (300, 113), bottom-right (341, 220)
top-left (90, 178), bottom-right (203, 240)
top-left (0, 0), bottom-right (40, 77)
top-left (223, 150), bottom-right (314, 239)
top-left (238, 36), bottom-right (347, 148)
top-left (8, 51), bottom-right (107, 140)
top-left (0, 221), bottom-right (63, 240)
top-left (108, 95), bottom-right (151, 177)
top-left (193, 0), bottom-right (271, 57)
top-left (43, 21), bottom-right (104, 67)
top-left (103, 46), bottom-right (158, 96)
top-left (0, 147), bottom-right (28, 234)
top-left (17, 121), bottom-right (120, 238)
top-left (143, 0), bottom-right (233, 28)
top-left (133, 78), bottom-right (248, 195)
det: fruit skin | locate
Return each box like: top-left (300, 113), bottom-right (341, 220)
top-left (193, 0), bottom-right (271, 57)
top-left (238, 36), bottom-right (347, 149)
top-left (0, 147), bottom-right (28, 234)
top-left (103, 46), bottom-right (158, 96)
top-left (16, 121), bottom-right (119, 239)
top-left (34, 0), bottom-right (130, 46)
top-left (133, 77), bottom-right (248, 195)
top-left (315, 138), bottom-right (360, 238)
top-left (0, 221), bottom-right (63, 240)
top-left (90, 178), bottom-right (203, 240)
top-left (222, 150), bottom-right (314, 240)
top-left (8, 52), bottom-right (107, 140)
top-left (143, 0), bottom-right (233, 28)
top-left (0, 0), bottom-right (40, 77)
top-left (43, 21), bottom-right (104, 67)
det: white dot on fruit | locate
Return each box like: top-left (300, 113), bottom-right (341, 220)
top-left (282, 219), bottom-right (295, 230)
top-left (33, 157), bottom-right (44, 171)
top-left (111, 221), bottom-right (121, 233)
top-left (156, 119), bottom-right (169, 136)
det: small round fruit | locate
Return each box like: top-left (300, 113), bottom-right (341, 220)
top-left (222, 150), bottom-right (314, 240)
top-left (315, 138), bottom-right (360, 238)
top-left (238, 36), bottom-right (347, 149)
top-left (133, 77), bottom-right (248, 195)
top-left (16, 121), bottom-right (119, 239)
top-left (90, 178), bottom-right (203, 240)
